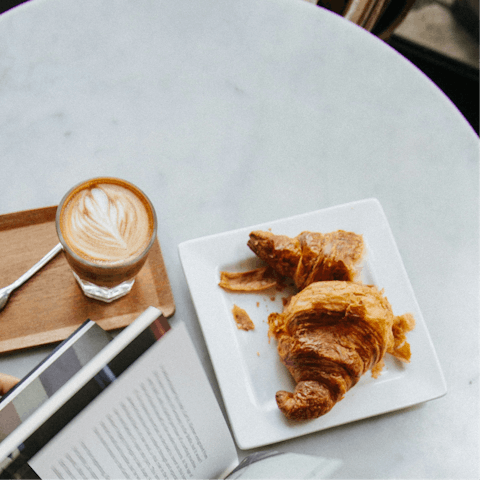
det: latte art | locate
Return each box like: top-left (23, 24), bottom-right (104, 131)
top-left (60, 182), bottom-right (154, 265)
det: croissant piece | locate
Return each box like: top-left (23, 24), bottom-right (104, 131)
top-left (219, 266), bottom-right (278, 292)
top-left (248, 230), bottom-right (364, 290)
top-left (268, 281), bottom-right (415, 420)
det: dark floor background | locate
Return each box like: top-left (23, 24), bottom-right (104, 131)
top-left (389, 34), bottom-right (479, 135)
top-left (1, 0), bottom-right (478, 134)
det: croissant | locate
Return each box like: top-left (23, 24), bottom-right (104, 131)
top-left (247, 230), bottom-right (364, 290)
top-left (268, 281), bottom-right (415, 420)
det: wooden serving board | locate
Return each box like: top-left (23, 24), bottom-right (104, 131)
top-left (0, 206), bottom-right (175, 354)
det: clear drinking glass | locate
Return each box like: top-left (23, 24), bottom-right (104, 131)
top-left (56, 177), bottom-right (157, 302)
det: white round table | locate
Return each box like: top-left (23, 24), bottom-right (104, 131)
top-left (0, 0), bottom-right (478, 477)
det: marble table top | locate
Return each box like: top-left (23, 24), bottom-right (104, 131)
top-left (0, 0), bottom-right (478, 477)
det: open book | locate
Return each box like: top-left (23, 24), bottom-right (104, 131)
top-left (0, 307), bottom-right (341, 479)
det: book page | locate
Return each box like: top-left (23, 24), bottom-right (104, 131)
top-left (29, 322), bottom-right (238, 480)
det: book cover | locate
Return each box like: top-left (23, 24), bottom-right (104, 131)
top-left (0, 309), bottom-right (170, 478)
top-left (0, 320), bottom-right (112, 443)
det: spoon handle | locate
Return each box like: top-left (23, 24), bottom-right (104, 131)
top-left (9, 243), bottom-right (63, 292)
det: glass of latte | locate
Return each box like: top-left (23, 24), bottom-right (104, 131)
top-left (56, 177), bottom-right (157, 302)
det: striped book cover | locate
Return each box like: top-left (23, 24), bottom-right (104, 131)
top-left (0, 321), bottom-right (112, 443)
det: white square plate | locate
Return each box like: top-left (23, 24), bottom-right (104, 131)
top-left (178, 198), bottom-right (446, 450)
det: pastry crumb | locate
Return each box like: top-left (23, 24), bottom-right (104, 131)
top-left (232, 304), bottom-right (255, 331)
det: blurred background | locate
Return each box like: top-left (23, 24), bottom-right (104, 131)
top-left (1, 0), bottom-right (478, 134)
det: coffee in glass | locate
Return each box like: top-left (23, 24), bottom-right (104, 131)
top-left (56, 177), bottom-right (157, 302)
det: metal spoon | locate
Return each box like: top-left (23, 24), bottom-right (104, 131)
top-left (0, 243), bottom-right (63, 312)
